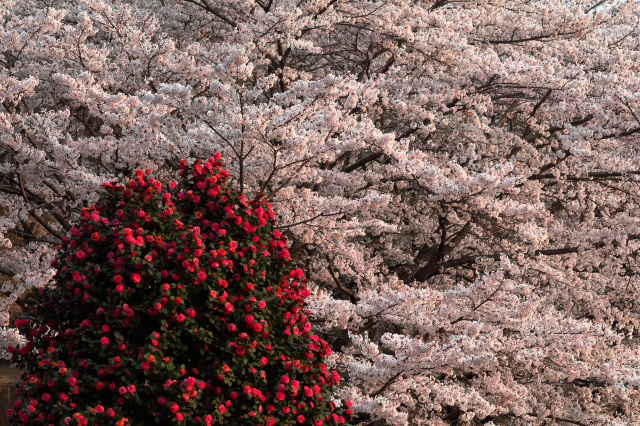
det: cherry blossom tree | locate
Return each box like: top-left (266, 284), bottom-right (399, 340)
top-left (2, 0), bottom-right (640, 424)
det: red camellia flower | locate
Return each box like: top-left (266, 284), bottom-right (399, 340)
top-left (130, 273), bottom-right (141, 283)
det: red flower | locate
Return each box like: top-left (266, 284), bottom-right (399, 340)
top-left (100, 337), bottom-right (109, 345)
top-left (113, 275), bottom-right (123, 284)
top-left (130, 273), bottom-right (141, 283)
top-left (218, 404), bottom-right (226, 413)
top-left (176, 314), bottom-right (185, 322)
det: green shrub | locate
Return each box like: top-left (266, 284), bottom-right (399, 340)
top-left (8, 156), bottom-right (352, 426)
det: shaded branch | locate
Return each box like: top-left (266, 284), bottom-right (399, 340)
top-left (326, 256), bottom-right (355, 299)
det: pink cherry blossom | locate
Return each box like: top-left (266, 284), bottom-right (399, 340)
top-left (1, 1), bottom-right (640, 424)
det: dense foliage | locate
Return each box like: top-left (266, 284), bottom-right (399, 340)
top-left (7, 157), bottom-right (351, 425)
top-left (3, 0), bottom-right (640, 424)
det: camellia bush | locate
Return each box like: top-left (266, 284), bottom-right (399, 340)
top-left (7, 156), bottom-right (352, 426)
